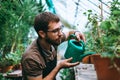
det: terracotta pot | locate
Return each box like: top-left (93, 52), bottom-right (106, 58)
top-left (13, 63), bottom-right (22, 70)
top-left (1, 65), bottom-right (13, 73)
top-left (82, 55), bottom-right (91, 63)
top-left (82, 55), bottom-right (95, 64)
top-left (91, 54), bottom-right (120, 80)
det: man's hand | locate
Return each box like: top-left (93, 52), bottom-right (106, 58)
top-left (57, 57), bottom-right (80, 69)
top-left (74, 31), bottom-right (86, 42)
top-left (65, 31), bottom-right (86, 42)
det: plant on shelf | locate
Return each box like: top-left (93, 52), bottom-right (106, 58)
top-left (0, 0), bottom-right (45, 72)
top-left (0, 46), bottom-right (24, 73)
top-left (84, 0), bottom-right (120, 59)
top-left (0, 49), bottom-right (22, 67)
top-left (84, 0), bottom-right (120, 80)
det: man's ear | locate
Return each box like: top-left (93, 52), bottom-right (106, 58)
top-left (38, 31), bottom-right (46, 38)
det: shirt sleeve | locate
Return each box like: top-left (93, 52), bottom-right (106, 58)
top-left (22, 58), bottom-right (43, 77)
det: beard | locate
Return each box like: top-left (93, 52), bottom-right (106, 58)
top-left (45, 35), bottom-right (62, 46)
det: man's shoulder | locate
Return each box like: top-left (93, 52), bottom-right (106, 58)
top-left (22, 39), bottom-right (41, 60)
top-left (21, 44), bottom-right (45, 67)
top-left (26, 42), bottom-right (38, 53)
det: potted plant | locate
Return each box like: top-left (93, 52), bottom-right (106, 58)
top-left (0, 0), bottom-right (45, 73)
top-left (84, 0), bottom-right (120, 80)
top-left (0, 49), bottom-right (22, 73)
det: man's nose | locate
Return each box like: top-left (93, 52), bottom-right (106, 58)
top-left (58, 30), bottom-right (63, 36)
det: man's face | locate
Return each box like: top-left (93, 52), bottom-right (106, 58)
top-left (45, 21), bottom-right (64, 46)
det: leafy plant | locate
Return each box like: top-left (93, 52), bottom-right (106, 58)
top-left (60, 68), bottom-right (75, 80)
top-left (84, 0), bottom-right (120, 59)
top-left (0, 0), bottom-right (45, 67)
top-left (0, 49), bottom-right (23, 67)
top-left (0, 0), bottom-right (45, 54)
top-left (0, 73), bottom-right (11, 80)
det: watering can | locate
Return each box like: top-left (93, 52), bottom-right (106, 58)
top-left (64, 34), bottom-right (95, 63)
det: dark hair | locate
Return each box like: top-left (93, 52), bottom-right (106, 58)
top-left (34, 12), bottom-right (60, 34)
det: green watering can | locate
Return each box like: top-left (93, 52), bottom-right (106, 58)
top-left (64, 34), bottom-right (95, 63)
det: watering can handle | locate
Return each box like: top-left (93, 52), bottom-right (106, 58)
top-left (68, 34), bottom-right (85, 47)
top-left (68, 34), bottom-right (77, 40)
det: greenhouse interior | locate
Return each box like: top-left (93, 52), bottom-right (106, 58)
top-left (0, 0), bottom-right (120, 80)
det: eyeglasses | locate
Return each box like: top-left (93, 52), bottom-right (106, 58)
top-left (47, 25), bottom-right (64, 33)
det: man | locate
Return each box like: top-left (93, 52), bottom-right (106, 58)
top-left (21, 12), bottom-right (85, 80)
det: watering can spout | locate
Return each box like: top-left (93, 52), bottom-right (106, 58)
top-left (64, 34), bottom-right (95, 63)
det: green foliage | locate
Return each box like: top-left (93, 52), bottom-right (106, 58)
top-left (84, 0), bottom-right (120, 58)
top-left (60, 68), bottom-right (75, 80)
top-left (0, 73), bottom-right (11, 80)
top-left (0, 0), bottom-right (45, 66)
top-left (0, 50), bottom-right (22, 67)
top-left (0, 43), bottom-right (25, 67)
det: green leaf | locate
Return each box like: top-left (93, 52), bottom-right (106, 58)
top-left (112, 10), bottom-right (120, 15)
top-left (88, 10), bottom-right (92, 12)
top-left (100, 20), bottom-right (111, 30)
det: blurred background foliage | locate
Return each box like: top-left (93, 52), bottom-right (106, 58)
top-left (84, 0), bottom-right (120, 58)
top-left (0, 0), bottom-right (45, 66)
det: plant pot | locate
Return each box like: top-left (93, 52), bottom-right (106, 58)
top-left (82, 54), bottom-right (95, 64)
top-left (13, 63), bottom-right (22, 70)
top-left (91, 54), bottom-right (120, 80)
top-left (1, 65), bottom-right (13, 73)
top-left (82, 55), bottom-right (91, 63)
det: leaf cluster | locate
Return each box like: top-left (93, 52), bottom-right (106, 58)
top-left (0, 0), bottom-right (45, 66)
top-left (84, 0), bottom-right (120, 58)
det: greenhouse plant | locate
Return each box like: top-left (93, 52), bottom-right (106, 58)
top-left (0, 0), bottom-right (45, 72)
top-left (84, 0), bottom-right (120, 80)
